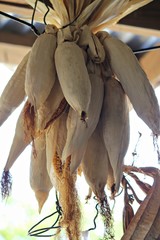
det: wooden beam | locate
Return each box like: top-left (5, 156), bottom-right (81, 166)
top-left (0, 30), bottom-right (37, 46)
top-left (119, 0), bottom-right (160, 31)
top-left (140, 45), bottom-right (160, 88)
top-left (108, 24), bottom-right (160, 38)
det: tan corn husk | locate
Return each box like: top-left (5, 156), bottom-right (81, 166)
top-left (36, 77), bottom-right (64, 130)
top-left (26, 0), bottom-right (153, 30)
top-left (122, 169), bottom-right (160, 240)
top-left (4, 103), bottom-right (32, 171)
top-left (62, 69), bottom-right (104, 173)
top-left (81, 124), bottom-right (109, 200)
top-left (100, 77), bottom-right (130, 193)
top-left (98, 31), bottom-right (160, 135)
top-left (78, 25), bottom-right (105, 63)
top-left (144, 207), bottom-right (160, 239)
top-left (30, 133), bottom-right (52, 213)
top-left (45, 120), bottom-right (59, 189)
top-left (25, 25), bottom-right (57, 110)
top-left (55, 41), bottom-right (91, 119)
top-left (0, 52), bottom-right (29, 126)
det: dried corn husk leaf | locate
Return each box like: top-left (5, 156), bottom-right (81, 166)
top-left (50, 0), bottom-right (69, 26)
top-left (4, 103), bottom-right (31, 171)
top-left (25, 0), bottom-right (61, 27)
top-left (76, 0), bottom-right (103, 27)
top-left (63, 0), bottom-right (75, 22)
top-left (26, 0), bottom-right (152, 30)
top-left (30, 133), bottom-right (52, 213)
top-left (122, 169), bottom-right (160, 240)
top-left (0, 52), bottom-right (29, 126)
top-left (144, 207), bottom-right (160, 239)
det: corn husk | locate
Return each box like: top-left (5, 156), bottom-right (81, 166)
top-left (98, 31), bottom-right (160, 135)
top-left (30, 133), bottom-right (52, 213)
top-left (100, 77), bottom-right (130, 192)
top-left (4, 103), bottom-right (31, 171)
top-left (62, 70), bottom-right (104, 173)
top-left (25, 25), bottom-right (57, 110)
top-left (55, 41), bottom-right (91, 119)
top-left (0, 52), bottom-right (29, 126)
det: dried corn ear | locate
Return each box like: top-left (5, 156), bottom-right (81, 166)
top-left (4, 103), bottom-right (32, 172)
top-left (82, 124), bottom-right (109, 200)
top-left (62, 71), bottom-right (104, 173)
top-left (98, 31), bottom-right (160, 135)
top-left (0, 52), bottom-right (29, 126)
top-left (55, 41), bottom-right (91, 120)
top-left (25, 25), bottom-right (57, 110)
top-left (30, 133), bottom-right (52, 213)
top-left (100, 77), bottom-right (129, 192)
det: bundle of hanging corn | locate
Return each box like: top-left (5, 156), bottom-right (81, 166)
top-left (1, 0), bottom-right (160, 239)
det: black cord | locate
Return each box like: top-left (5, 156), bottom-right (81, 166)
top-left (31, 0), bottom-right (38, 26)
top-left (133, 45), bottom-right (160, 54)
top-left (42, 0), bottom-right (50, 25)
top-left (28, 191), bottom-right (62, 237)
top-left (0, 11), bottom-right (40, 36)
top-left (88, 203), bottom-right (99, 231)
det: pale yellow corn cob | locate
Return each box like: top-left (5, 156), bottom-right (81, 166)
top-left (100, 77), bottom-right (129, 192)
top-left (81, 124), bottom-right (109, 200)
top-left (30, 134), bottom-right (52, 213)
top-left (62, 71), bottom-right (104, 173)
top-left (0, 52), bottom-right (29, 126)
top-left (97, 31), bottom-right (160, 135)
top-left (55, 41), bottom-right (91, 119)
top-left (4, 103), bottom-right (32, 171)
top-left (25, 25), bottom-right (57, 110)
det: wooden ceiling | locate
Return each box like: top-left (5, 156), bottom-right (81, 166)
top-left (0, 0), bottom-right (160, 87)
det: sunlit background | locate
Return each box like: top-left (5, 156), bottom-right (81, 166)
top-left (0, 61), bottom-right (159, 240)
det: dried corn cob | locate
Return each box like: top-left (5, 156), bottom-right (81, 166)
top-left (30, 134), bottom-right (52, 213)
top-left (62, 71), bottom-right (104, 173)
top-left (25, 25), bottom-right (57, 110)
top-left (100, 77), bottom-right (129, 192)
top-left (4, 103), bottom-right (32, 172)
top-left (55, 41), bottom-right (91, 120)
top-left (81, 124), bottom-right (109, 200)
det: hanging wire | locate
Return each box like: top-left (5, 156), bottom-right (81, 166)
top-left (0, 0), bottom-right (41, 36)
top-left (131, 131), bottom-right (142, 166)
top-left (88, 202), bottom-right (99, 231)
top-left (31, 0), bottom-right (38, 26)
top-left (42, 0), bottom-right (50, 25)
top-left (28, 191), bottom-right (62, 237)
top-left (133, 45), bottom-right (160, 54)
top-left (0, 11), bottom-right (40, 36)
